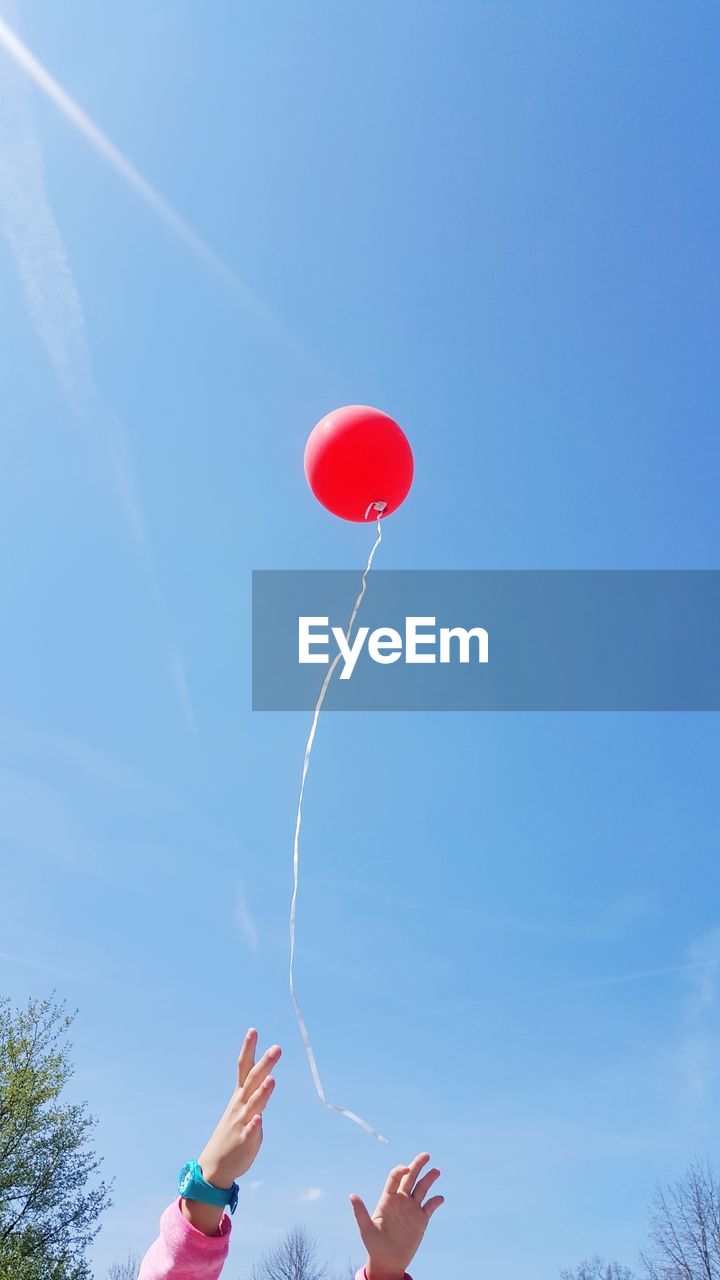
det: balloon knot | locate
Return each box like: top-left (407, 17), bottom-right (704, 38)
top-left (364, 500), bottom-right (387, 521)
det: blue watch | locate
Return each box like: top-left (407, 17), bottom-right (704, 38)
top-left (178, 1160), bottom-right (239, 1215)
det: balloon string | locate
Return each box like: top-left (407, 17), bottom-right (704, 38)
top-left (290, 519), bottom-right (389, 1144)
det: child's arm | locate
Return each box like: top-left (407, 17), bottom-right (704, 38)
top-left (138, 1028), bottom-right (281, 1280)
top-left (349, 1152), bottom-right (444, 1280)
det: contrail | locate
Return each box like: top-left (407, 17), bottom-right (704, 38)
top-left (0, 11), bottom-right (311, 357)
top-left (0, 7), bottom-right (197, 734)
top-left (559, 957), bottom-right (720, 993)
top-left (168, 648), bottom-right (197, 736)
top-left (0, 13), bottom-right (247, 296)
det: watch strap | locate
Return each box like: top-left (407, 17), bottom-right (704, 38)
top-left (178, 1160), bottom-right (239, 1215)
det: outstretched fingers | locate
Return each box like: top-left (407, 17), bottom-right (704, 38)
top-left (237, 1028), bottom-right (258, 1088)
top-left (384, 1164), bottom-right (411, 1196)
top-left (243, 1113), bottom-right (263, 1140)
top-left (242, 1044), bottom-right (282, 1100)
top-left (400, 1153), bottom-right (430, 1194)
top-left (244, 1074), bottom-right (276, 1120)
top-left (349, 1194), bottom-right (375, 1237)
top-left (413, 1167), bottom-right (441, 1204)
top-left (424, 1194), bottom-right (445, 1219)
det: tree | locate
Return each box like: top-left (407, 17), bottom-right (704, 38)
top-left (642, 1161), bottom-right (720, 1280)
top-left (0, 995), bottom-right (112, 1280)
top-left (106, 1252), bottom-right (140, 1279)
top-left (249, 1225), bottom-right (329, 1280)
top-left (561, 1260), bottom-right (635, 1280)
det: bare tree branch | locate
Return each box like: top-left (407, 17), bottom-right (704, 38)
top-left (106, 1252), bottom-right (140, 1280)
top-left (642, 1163), bottom-right (720, 1280)
top-left (248, 1225), bottom-right (330, 1280)
top-left (560, 1258), bottom-right (635, 1280)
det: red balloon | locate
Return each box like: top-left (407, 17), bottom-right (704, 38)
top-left (304, 405), bottom-right (414, 523)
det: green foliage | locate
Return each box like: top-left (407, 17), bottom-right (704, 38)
top-left (0, 995), bottom-right (112, 1279)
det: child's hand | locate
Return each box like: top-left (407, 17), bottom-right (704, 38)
top-left (350, 1153), bottom-right (444, 1280)
top-left (199, 1028), bottom-right (281, 1187)
top-left (182, 1029), bottom-right (281, 1236)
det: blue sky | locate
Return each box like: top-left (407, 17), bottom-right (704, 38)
top-left (1, 1), bottom-right (719, 1276)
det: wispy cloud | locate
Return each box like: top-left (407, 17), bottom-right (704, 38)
top-left (233, 881), bottom-right (259, 952)
top-left (0, 17), bottom-right (145, 542)
top-left (0, 3), bottom-right (195, 730)
top-left (169, 649), bottom-right (197, 735)
top-left (299, 1187), bottom-right (324, 1202)
top-left (0, 950), bottom-right (46, 969)
top-left (0, 714), bottom-right (180, 804)
top-left (0, 766), bottom-right (97, 873)
top-left (0, 8), bottom-right (322, 370)
top-left (685, 927), bottom-right (720, 1008)
top-left (104, 1083), bottom-right (216, 1116)
top-left (593, 890), bottom-right (657, 939)
top-left (559, 957), bottom-right (720, 994)
top-left (0, 13), bottom-right (250, 300)
top-left (318, 878), bottom-right (657, 947)
top-left (677, 926), bottom-right (720, 1104)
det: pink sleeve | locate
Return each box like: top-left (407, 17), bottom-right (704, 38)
top-left (138, 1200), bottom-right (232, 1280)
top-left (354, 1273), bottom-right (412, 1280)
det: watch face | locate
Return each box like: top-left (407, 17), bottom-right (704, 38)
top-left (178, 1161), bottom-right (196, 1194)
